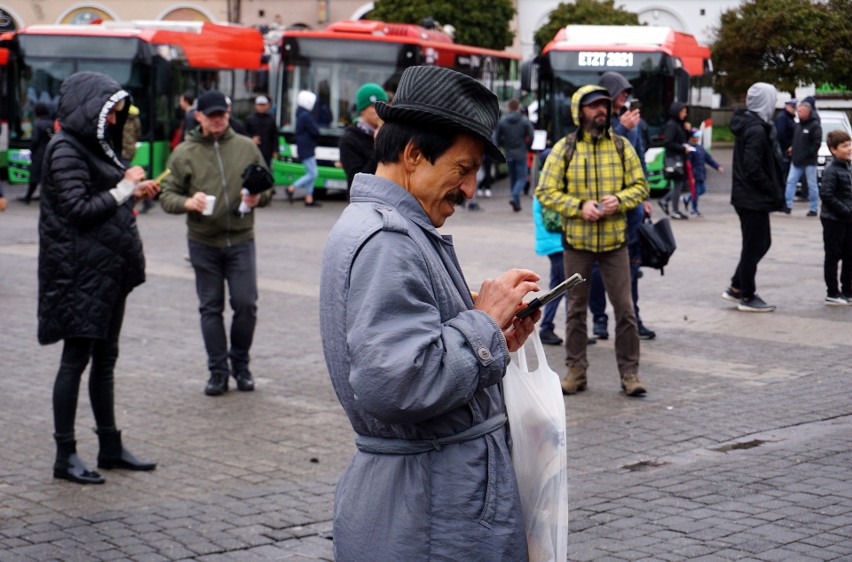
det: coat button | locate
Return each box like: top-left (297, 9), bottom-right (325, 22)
top-left (477, 347), bottom-right (492, 361)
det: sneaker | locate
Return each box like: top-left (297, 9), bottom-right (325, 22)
top-left (592, 319), bottom-right (609, 340)
top-left (721, 287), bottom-right (741, 303)
top-left (690, 209), bottom-right (702, 217)
top-left (824, 295), bottom-right (851, 306)
top-left (621, 373), bottom-right (647, 396)
top-left (477, 189), bottom-right (485, 198)
top-left (738, 294), bottom-right (776, 312)
top-left (539, 329), bottom-right (563, 346)
top-left (638, 324), bottom-right (656, 340)
top-left (782, 207), bottom-right (791, 215)
top-left (806, 210), bottom-right (818, 217)
top-left (843, 293), bottom-right (852, 304)
top-left (658, 199), bottom-right (669, 216)
top-left (466, 202), bottom-right (482, 211)
top-left (561, 366), bottom-right (587, 395)
top-left (670, 211), bottom-right (688, 220)
top-left (681, 195), bottom-right (691, 209)
top-left (484, 188), bottom-right (492, 198)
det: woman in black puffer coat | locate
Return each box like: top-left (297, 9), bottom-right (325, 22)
top-left (38, 71), bottom-right (160, 484)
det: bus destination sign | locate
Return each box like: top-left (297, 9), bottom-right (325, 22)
top-left (578, 51), bottom-right (634, 68)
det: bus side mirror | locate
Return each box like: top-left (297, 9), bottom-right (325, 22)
top-left (520, 59), bottom-right (536, 92)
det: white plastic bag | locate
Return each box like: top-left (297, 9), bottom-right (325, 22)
top-left (504, 331), bottom-right (569, 562)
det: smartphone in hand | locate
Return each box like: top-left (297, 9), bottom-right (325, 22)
top-left (516, 273), bottom-right (585, 319)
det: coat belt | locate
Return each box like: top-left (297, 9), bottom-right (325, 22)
top-left (355, 413), bottom-right (507, 455)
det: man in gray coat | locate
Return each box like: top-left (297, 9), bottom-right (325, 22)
top-left (494, 98), bottom-right (534, 212)
top-left (319, 66), bottom-right (541, 560)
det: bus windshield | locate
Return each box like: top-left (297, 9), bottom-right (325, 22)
top-left (281, 37), bottom-right (408, 132)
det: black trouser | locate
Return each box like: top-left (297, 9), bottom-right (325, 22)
top-left (822, 217), bottom-right (852, 296)
top-left (731, 207), bottom-right (771, 299)
top-left (188, 239), bottom-right (258, 376)
top-left (53, 298), bottom-right (126, 437)
top-left (661, 177), bottom-right (686, 213)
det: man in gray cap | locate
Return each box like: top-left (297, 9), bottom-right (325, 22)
top-left (319, 66), bottom-right (541, 560)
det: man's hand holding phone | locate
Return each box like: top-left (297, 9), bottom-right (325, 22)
top-left (475, 269), bottom-right (541, 352)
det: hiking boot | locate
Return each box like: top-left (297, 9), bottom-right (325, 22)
top-left (539, 329), bottom-right (563, 346)
top-left (561, 366), bottom-right (587, 395)
top-left (621, 373), bottom-right (647, 396)
top-left (721, 287), bottom-right (741, 303)
top-left (738, 294), bottom-right (776, 312)
top-left (592, 319), bottom-right (608, 340)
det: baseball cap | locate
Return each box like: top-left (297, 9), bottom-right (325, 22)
top-left (255, 95), bottom-right (270, 105)
top-left (784, 98), bottom-right (798, 106)
top-left (197, 91), bottom-right (228, 116)
top-left (356, 83), bottom-right (389, 113)
top-left (579, 90), bottom-right (611, 107)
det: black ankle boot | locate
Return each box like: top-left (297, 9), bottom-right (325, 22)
top-left (96, 428), bottom-right (157, 471)
top-left (53, 433), bottom-right (105, 484)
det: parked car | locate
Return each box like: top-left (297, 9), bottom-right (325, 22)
top-left (817, 110), bottom-right (852, 185)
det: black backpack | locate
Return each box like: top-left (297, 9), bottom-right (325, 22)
top-left (637, 217), bottom-right (676, 275)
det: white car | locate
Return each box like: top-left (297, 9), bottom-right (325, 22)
top-left (817, 110), bottom-right (852, 184)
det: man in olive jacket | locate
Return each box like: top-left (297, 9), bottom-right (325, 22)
top-left (160, 90), bottom-right (273, 396)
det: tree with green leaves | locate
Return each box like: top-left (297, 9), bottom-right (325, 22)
top-left (533, 0), bottom-right (640, 53)
top-left (712, 0), bottom-right (825, 97)
top-left (814, 0), bottom-right (852, 92)
top-left (369, 0), bottom-right (515, 51)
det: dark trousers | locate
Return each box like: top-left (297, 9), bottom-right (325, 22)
top-left (662, 177), bottom-right (687, 213)
top-left (541, 252), bottom-right (565, 332)
top-left (731, 207), bottom-right (771, 299)
top-left (188, 239), bottom-right (258, 376)
top-left (821, 218), bottom-right (852, 296)
top-left (564, 245), bottom-right (639, 376)
top-left (53, 298), bottom-right (126, 437)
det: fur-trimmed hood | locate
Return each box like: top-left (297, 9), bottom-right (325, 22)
top-left (57, 71), bottom-right (130, 168)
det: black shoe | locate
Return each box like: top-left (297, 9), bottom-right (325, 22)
top-left (638, 324), bottom-right (656, 340)
top-left (806, 210), bottom-right (818, 217)
top-left (17, 196), bottom-right (31, 205)
top-left (782, 207), bottom-right (791, 214)
top-left (539, 329), bottom-right (563, 346)
top-left (234, 370), bottom-right (255, 391)
top-left (466, 202), bottom-right (482, 211)
top-left (205, 372), bottom-right (229, 396)
top-left (304, 200), bottom-right (322, 207)
top-left (96, 429), bottom-right (157, 471)
top-left (658, 199), bottom-right (669, 216)
top-left (738, 294), bottom-right (776, 312)
top-left (721, 286), bottom-right (741, 303)
top-left (592, 320), bottom-right (608, 340)
top-left (509, 200), bottom-right (521, 212)
top-left (286, 187), bottom-right (295, 204)
top-left (54, 453), bottom-right (105, 484)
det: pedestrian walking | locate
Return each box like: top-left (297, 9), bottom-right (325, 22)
top-left (319, 66), bottom-right (541, 560)
top-left (287, 90), bottom-right (321, 206)
top-left (818, 130), bottom-right (852, 306)
top-left (683, 129), bottom-right (724, 216)
top-left (775, 98), bottom-right (797, 191)
top-left (659, 102), bottom-right (691, 219)
top-left (784, 100), bottom-right (822, 215)
top-left (38, 71), bottom-right (160, 484)
top-left (245, 95), bottom-right (278, 168)
top-left (494, 98), bottom-right (534, 212)
top-left (536, 84), bottom-right (649, 396)
top-left (159, 90), bottom-right (273, 396)
top-left (722, 82), bottom-right (786, 312)
top-left (20, 103), bottom-right (54, 204)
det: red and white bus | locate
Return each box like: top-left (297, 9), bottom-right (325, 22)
top-left (0, 20), bottom-right (267, 183)
top-left (528, 25), bottom-right (714, 192)
top-left (271, 19), bottom-right (520, 194)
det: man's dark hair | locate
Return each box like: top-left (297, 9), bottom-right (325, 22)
top-left (181, 91), bottom-right (195, 105)
top-left (375, 122), bottom-right (458, 165)
top-left (827, 130), bottom-right (851, 150)
top-left (34, 103), bottom-right (50, 118)
top-left (508, 98), bottom-right (520, 112)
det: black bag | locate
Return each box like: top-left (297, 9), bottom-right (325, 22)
top-left (241, 163), bottom-right (274, 195)
top-left (663, 153), bottom-right (685, 180)
top-left (638, 217), bottom-right (676, 275)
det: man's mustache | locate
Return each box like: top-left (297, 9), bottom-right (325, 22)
top-left (448, 190), bottom-right (466, 206)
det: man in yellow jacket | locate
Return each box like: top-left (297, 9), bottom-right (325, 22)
top-left (536, 84), bottom-right (650, 396)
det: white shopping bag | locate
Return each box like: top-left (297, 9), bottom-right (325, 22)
top-left (504, 331), bottom-right (569, 562)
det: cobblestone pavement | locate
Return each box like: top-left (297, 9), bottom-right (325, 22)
top-left (2, 148), bottom-right (851, 561)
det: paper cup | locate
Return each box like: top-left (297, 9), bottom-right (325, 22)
top-left (203, 195), bottom-right (216, 216)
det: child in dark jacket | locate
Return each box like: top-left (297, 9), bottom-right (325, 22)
top-left (683, 129), bottom-right (724, 216)
top-left (818, 130), bottom-right (852, 305)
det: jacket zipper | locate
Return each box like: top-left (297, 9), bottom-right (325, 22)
top-left (214, 140), bottom-right (232, 247)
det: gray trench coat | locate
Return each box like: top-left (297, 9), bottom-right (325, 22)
top-left (319, 174), bottom-right (528, 561)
